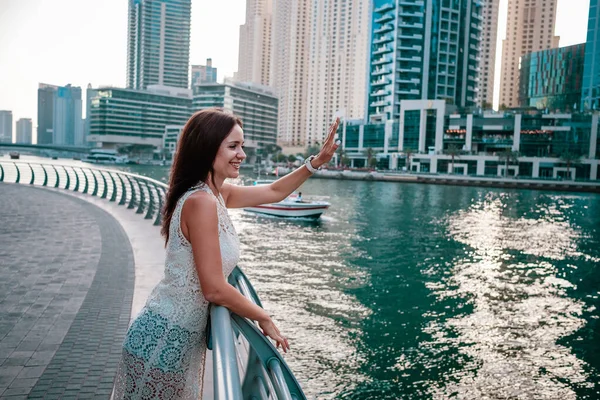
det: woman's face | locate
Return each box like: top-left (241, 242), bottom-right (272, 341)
top-left (213, 124), bottom-right (246, 180)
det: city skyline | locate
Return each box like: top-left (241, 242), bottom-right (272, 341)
top-left (0, 0), bottom-right (589, 143)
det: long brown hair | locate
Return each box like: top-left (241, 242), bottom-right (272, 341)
top-left (161, 108), bottom-right (242, 244)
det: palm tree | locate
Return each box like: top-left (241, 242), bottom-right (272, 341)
top-left (498, 149), bottom-right (519, 177)
top-left (363, 147), bottom-right (375, 170)
top-left (559, 151), bottom-right (582, 180)
top-left (444, 145), bottom-right (462, 174)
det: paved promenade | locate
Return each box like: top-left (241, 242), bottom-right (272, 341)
top-left (0, 184), bottom-right (135, 399)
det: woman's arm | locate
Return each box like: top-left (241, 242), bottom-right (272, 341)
top-left (222, 118), bottom-right (341, 208)
top-left (181, 193), bottom-right (289, 351)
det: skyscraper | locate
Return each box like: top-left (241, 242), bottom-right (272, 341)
top-left (37, 84), bottom-right (56, 145)
top-left (0, 110), bottom-right (12, 143)
top-left (271, 0), bottom-right (312, 147)
top-left (37, 83), bottom-right (83, 146)
top-left (499, 0), bottom-right (559, 108)
top-left (582, 0), bottom-right (600, 111)
top-left (236, 0), bottom-right (273, 86)
top-left (127, 0), bottom-right (191, 90)
top-left (305, 0), bottom-right (370, 146)
top-left (16, 118), bottom-right (33, 144)
top-left (367, 0), bottom-right (482, 123)
top-left (479, 0), bottom-right (500, 108)
top-left (191, 59), bottom-right (218, 87)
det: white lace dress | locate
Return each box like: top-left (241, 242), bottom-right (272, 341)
top-left (113, 182), bottom-right (240, 399)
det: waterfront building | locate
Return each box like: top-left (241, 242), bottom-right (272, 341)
top-left (163, 125), bottom-right (185, 159)
top-left (582, 0), bottom-right (600, 111)
top-left (16, 118), bottom-right (33, 144)
top-left (36, 83), bottom-right (83, 146)
top-left (367, 0), bottom-right (482, 123)
top-left (126, 0), bottom-right (191, 90)
top-left (191, 59), bottom-right (217, 87)
top-left (499, 0), bottom-right (559, 108)
top-left (478, 0), bottom-right (500, 108)
top-left (192, 80), bottom-right (278, 158)
top-left (37, 84), bottom-right (56, 144)
top-left (236, 0), bottom-right (272, 86)
top-left (0, 110), bottom-right (12, 143)
top-left (87, 85), bottom-right (192, 155)
top-left (519, 44), bottom-right (585, 112)
top-left (271, 0), bottom-right (312, 147)
top-left (342, 103), bottom-right (599, 180)
top-left (306, 0), bottom-right (370, 146)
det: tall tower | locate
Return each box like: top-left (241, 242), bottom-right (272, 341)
top-left (499, 0), bottom-right (559, 108)
top-left (236, 0), bottom-right (273, 86)
top-left (271, 0), bottom-right (312, 147)
top-left (305, 0), bottom-right (370, 146)
top-left (0, 111), bottom-right (12, 143)
top-left (127, 0), bottom-right (191, 90)
top-left (367, 0), bottom-right (482, 122)
top-left (37, 84), bottom-right (57, 145)
top-left (479, 0), bottom-right (500, 108)
top-left (582, 0), bottom-right (600, 111)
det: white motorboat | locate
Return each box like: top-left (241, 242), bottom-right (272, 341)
top-left (244, 181), bottom-right (330, 219)
top-left (244, 195), bottom-right (330, 219)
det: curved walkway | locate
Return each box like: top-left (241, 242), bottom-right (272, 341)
top-left (0, 184), bottom-right (135, 399)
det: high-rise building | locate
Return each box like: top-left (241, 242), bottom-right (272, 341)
top-left (479, 0), bottom-right (500, 108)
top-left (127, 0), bottom-right (191, 90)
top-left (499, 0), bottom-right (559, 108)
top-left (87, 85), bottom-right (192, 151)
top-left (53, 84), bottom-right (83, 146)
top-left (0, 110), bottom-right (12, 143)
top-left (37, 84), bottom-right (56, 144)
top-left (582, 0), bottom-right (600, 111)
top-left (305, 0), bottom-right (370, 146)
top-left (192, 80), bottom-right (278, 154)
top-left (236, 0), bottom-right (273, 86)
top-left (366, 0), bottom-right (482, 123)
top-left (16, 118), bottom-right (33, 144)
top-left (519, 44), bottom-right (585, 112)
top-left (191, 59), bottom-right (218, 87)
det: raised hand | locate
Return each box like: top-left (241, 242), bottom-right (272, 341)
top-left (259, 318), bottom-right (290, 353)
top-left (313, 117), bottom-right (341, 168)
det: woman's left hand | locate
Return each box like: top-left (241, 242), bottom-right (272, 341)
top-left (312, 117), bottom-right (341, 168)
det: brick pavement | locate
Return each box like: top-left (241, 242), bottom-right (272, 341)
top-left (0, 184), bottom-right (135, 399)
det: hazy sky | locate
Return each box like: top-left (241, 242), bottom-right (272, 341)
top-left (0, 0), bottom-right (590, 143)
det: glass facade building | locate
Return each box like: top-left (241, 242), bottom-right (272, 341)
top-left (519, 44), bottom-right (585, 112)
top-left (36, 83), bottom-right (83, 146)
top-left (127, 0), bottom-right (191, 90)
top-left (367, 0), bottom-right (482, 122)
top-left (0, 110), bottom-right (12, 143)
top-left (193, 81), bottom-right (278, 151)
top-left (87, 87), bottom-right (192, 150)
top-left (582, 0), bottom-right (600, 110)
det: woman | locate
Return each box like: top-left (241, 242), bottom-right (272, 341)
top-left (113, 108), bottom-right (340, 399)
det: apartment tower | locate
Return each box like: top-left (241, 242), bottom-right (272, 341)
top-left (479, 0), bottom-right (500, 108)
top-left (126, 0), bottom-right (192, 90)
top-left (306, 0), bottom-right (370, 146)
top-left (499, 0), bottom-right (559, 108)
top-left (236, 0), bottom-right (273, 86)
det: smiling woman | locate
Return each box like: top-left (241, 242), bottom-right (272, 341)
top-left (112, 107), bottom-right (340, 399)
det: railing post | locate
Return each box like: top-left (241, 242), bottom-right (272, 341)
top-left (72, 167), bottom-right (80, 192)
top-left (154, 187), bottom-right (164, 226)
top-left (127, 176), bottom-right (137, 209)
top-left (100, 171), bottom-right (108, 198)
top-left (14, 163), bottom-right (20, 183)
top-left (117, 174), bottom-right (127, 205)
top-left (28, 164), bottom-right (35, 185)
top-left (211, 306), bottom-right (243, 400)
top-left (0, 163), bottom-right (4, 182)
top-left (268, 359), bottom-right (294, 400)
top-left (52, 166), bottom-right (60, 188)
top-left (145, 183), bottom-right (155, 220)
top-left (82, 169), bottom-right (89, 194)
top-left (63, 166), bottom-right (70, 190)
top-left (136, 179), bottom-right (146, 214)
top-left (41, 165), bottom-right (48, 186)
top-left (91, 170), bottom-right (98, 196)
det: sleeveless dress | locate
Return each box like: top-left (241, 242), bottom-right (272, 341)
top-left (113, 182), bottom-right (240, 399)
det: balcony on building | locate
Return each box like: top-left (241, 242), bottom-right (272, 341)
top-left (372, 57), bottom-right (393, 66)
top-left (374, 14), bottom-right (395, 24)
top-left (399, 21), bottom-right (424, 29)
top-left (371, 78), bottom-right (391, 87)
top-left (373, 35), bottom-right (394, 44)
top-left (370, 100), bottom-right (390, 108)
top-left (399, 10), bottom-right (424, 17)
top-left (373, 45), bottom-right (393, 55)
top-left (371, 67), bottom-right (390, 76)
top-left (398, 33), bottom-right (423, 40)
top-left (397, 88), bottom-right (420, 95)
top-left (374, 24), bottom-right (395, 34)
top-left (370, 89), bottom-right (391, 97)
top-left (374, 3), bottom-right (395, 13)
top-left (399, 0), bottom-right (424, 6)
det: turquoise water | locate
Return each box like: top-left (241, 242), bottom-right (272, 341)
top-left (18, 156), bottom-right (598, 399)
top-left (115, 164), bottom-right (600, 399)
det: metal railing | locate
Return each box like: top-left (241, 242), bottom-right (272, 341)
top-left (1, 160), bottom-right (307, 399)
top-left (0, 161), bottom-right (167, 226)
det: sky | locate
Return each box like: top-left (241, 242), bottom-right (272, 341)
top-left (0, 0), bottom-right (590, 143)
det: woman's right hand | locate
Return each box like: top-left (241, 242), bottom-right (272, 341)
top-left (259, 317), bottom-right (290, 353)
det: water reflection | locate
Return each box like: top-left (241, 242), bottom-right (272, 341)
top-left (424, 194), bottom-right (596, 399)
